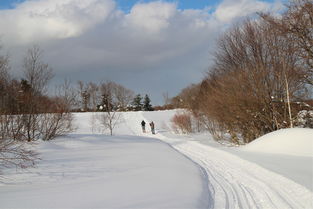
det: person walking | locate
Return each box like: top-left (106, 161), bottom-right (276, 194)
top-left (149, 121), bottom-right (155, 134)
top-left (141, 120), bottom-right (146, 133)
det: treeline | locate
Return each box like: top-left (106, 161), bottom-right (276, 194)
top-left (170, 0), bottom-right (313, 143)
top-left (0, 46), bottom-right (74, 142)
top-left (0, 45), bottom-right (154, 172)
top-left (0, 46), bottom-right (76, 171)
top-left (76, 81), bottom-right (153, 112)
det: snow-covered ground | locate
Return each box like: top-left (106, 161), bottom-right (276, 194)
top-left (0, 110), bottom-right (312, 208)
top-left (141, 111), bottom-right (313, 208)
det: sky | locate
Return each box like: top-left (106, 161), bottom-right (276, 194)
top-left (1, 0), bottom-right (221, 10)
top-left (0, 0), bottom-right (284, 105)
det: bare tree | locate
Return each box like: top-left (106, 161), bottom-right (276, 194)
top-left (21, 46), bottom-right (55, 141)
top-left (0, 48), bottom-right (38, 174)
top-left (0, 57), bottom-right (26, 141)
top-left (194, 18), bottom-right (308, 143)
top-left (0, 52), bottom-right (12, 115)
top-left (260, 0), bottom-right (313, 85)
top-left (77, 81), bottom-right (91, 111)
top-left (97, 111), bottom-right (121, 136)
top-left (38, 80), bottom-right (76, 141)
top-left (113, 83), bottom-right (134, 111)
top-left (56, 79), bottom-right (78, 111)
top-left (23, 45), bottom-right (54, 94)
top-left (91, 81), bottom-right (133, 135)
top-left (76, 80), bottom-right (135, 112)
top-left (88, 82), bottom-right (100, 111)
top-left (39, 97), bottom-right (74, 141)
top-left (162, 92), bottom-right (170, 106)
top-left (0, 54), bottom-right (10, 84)
top-left (259, 0), bottom-right (313, 126)
top-left (19, 46), bottom-right (74, 141)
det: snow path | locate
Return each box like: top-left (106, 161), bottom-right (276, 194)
top-left (125, 111), bottom-right (313, 209)
top-left (174, 141), bottom-right (312, 209)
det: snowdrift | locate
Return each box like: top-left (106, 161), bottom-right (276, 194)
top-left (242, 128), bottom-right (313, 157)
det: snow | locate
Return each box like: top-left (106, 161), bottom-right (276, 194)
top-left (242, 128), bottom-right (313, 157)
top-left (230, 150), bottom-right (313, 191)
top-left (141, 110), bottom-right (313, 208)
top-left (0, 117), bottom-right (207, 208)
top-left (1, 110), bottom-right (313, 208)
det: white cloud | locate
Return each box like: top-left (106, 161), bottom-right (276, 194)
top-left (214, 0), bottom-right (277, 22)
top-left (0, 0), bottom-right (283, 104)
top-left (0, 0), bottom-right (115, 44)
top-left (124, 1), bottom-right (177, 33)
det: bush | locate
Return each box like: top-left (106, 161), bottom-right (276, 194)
top-left (39, 97), bottom-right (74, 141)
top-left (171, 112), bottom-right (193, 134)
top-left (196, 114), bottom-right (226, 141)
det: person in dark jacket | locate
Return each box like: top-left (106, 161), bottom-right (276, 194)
top-left (149, 121), bottom-right (155, 134)
top-left (141, 120), bottom-right (146, 133)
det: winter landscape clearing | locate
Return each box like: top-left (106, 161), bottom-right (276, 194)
top-left (0, 110), bottom-right (312, 209)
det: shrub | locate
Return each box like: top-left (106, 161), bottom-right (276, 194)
top-left (171, 112), bottom-right (193, 134)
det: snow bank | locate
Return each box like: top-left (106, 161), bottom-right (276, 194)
top-left (0, 113), bottom-right (207, 209)
top-left (242, 128), bottom-right (313, 157)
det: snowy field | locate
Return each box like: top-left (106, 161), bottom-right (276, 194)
top-left (0, 110), bottom-right (312, 208)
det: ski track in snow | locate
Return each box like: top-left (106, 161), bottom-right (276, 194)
top-left (124, 111), bottom-right (313, 209)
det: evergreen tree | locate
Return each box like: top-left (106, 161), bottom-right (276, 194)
top-left (132, 94), bottom-right (142, 111)
top-left (101, 92), bottom-right (113, 112)
top-left (143, 94), bottom-right (153, 111)
top-left (20, 79), bottom-right (32, 93)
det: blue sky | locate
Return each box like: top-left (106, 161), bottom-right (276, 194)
top-left (0, 0), bottom-right (277, 11)
top-left (0, 0), bottom-right (23, 9)
top-left (1, 0), bottom-right (219, 10)
top-left (114, 0), bottom-right (221, 11)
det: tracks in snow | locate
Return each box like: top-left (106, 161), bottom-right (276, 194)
top-left (128, 112), bottom-right (313, 209)
top-left (174, 141), bottom-right (312, 209)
